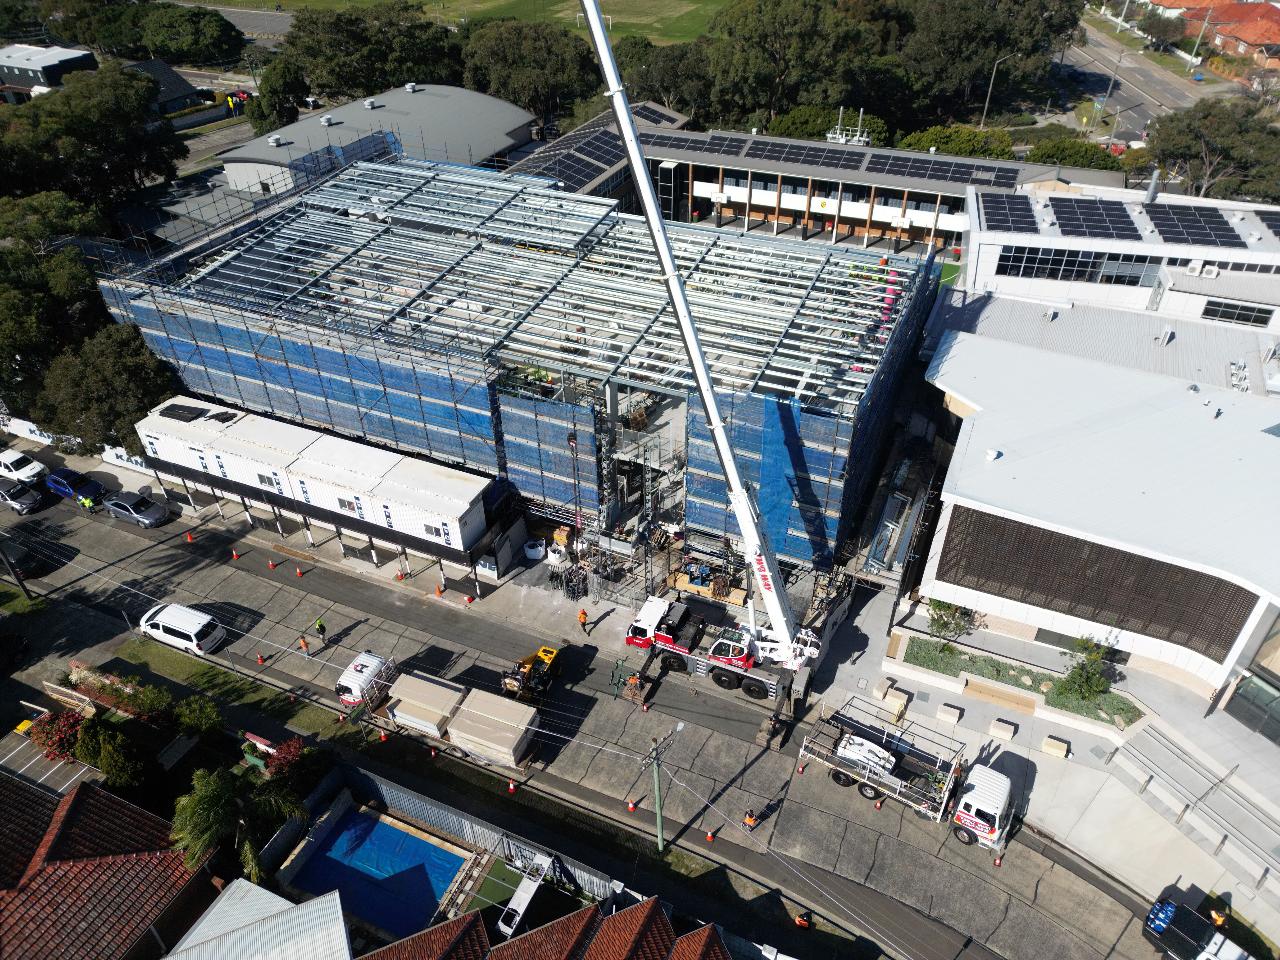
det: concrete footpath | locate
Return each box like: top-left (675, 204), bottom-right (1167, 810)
top-left (1, 441), bottom-right (1167, 960)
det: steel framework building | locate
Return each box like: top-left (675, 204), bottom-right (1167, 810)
top-left (102, 158), bottom-right (937, 568)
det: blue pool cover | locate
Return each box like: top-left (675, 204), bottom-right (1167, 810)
top-left (292, 810), bottom-right (465, 938)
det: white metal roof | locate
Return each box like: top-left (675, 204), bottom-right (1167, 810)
top-left (373, 455), bottom-right (489, 514)
top-left (927, 331), bottom-right (1280, 602)
top-left (287, 432), bottom-right (402, 490)
top-left (167, 887), bottom-right (351, 960)
top-left (0, 44), bottom-right (92, 70)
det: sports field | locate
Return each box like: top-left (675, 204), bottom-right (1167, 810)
top-left (217, 0), bottom-right (732, 44)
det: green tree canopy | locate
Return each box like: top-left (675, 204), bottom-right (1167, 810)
top-left (1026, 136), bottom-right (1123, 170)
top-left (615, 36), bottom-right (713, 125)
top-left (1137, 10), bottom-right (1186, 48)
top-left (171, 767), bottom-right (304, 880)
top-left (34, 323), bottom-right (177, 454)
top-left (1148, 98), bottom-right (1280, 201)
top-left (463, 20), bottom-right (597, 121)
top-left (139, 4), bottom-right (244, 65)
top-left (245, 53), bottom-right (310, 135)
top-left (769, 105), bottom-right (889, 145)
top-left (898, 124), bottom-right (1015, 159)
top-left (0, 61), bottom-right (187, 208)
top-left (284, 1), bottom-right (462, 99)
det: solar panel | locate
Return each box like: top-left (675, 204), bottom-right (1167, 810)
top-left (575, 130), bottom-right (626, 169)
top-left (1255, 210), bottom-right (1280, 238)
top-left (865, 152), bottom-right (1020, 187)
top-left (1049, 197), bottom-right (1141, 241)
top-left (979, 193), bottom-right (1039, 234)
top-left (632, 104), bottom-right (675, 124)
top-left (741, 140), bottom-right (865, 171)
top-left (538, 153), bottom-right (607, 191)
top-left (638, 131), bottom-right (747, 156)
top-left (1144, 203), bottom-right (1247, 248)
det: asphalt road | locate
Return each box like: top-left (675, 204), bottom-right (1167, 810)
top-left (175, 2), bottom-right (291, 45)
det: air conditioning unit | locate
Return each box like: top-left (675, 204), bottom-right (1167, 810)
top-left (1202, 264), bottom-right (1220, 279)
top-left (404, 82), bottom-right (416, 93)
top-left (363, 98), bottom-right (375, 109)
top-left (267, 134), bottom-right (282, 147)
top-left (1186, 261), bottom-right (1203, 277)
top-left (320, 114), bottom-right (333, 126)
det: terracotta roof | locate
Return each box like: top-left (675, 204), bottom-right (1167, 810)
top-left (486, 904), bottom-right (601, 960)
top-left (1180, 0), bottom-right (1280, 41)
top-left (0, 777), bottom-right (205, 960)
top-left (362, 914), bottom-right (490, 960)
top-left (581, 899), bottom-right (676, 960)
top-left (667, 926), bottom-right (732, 960)
top-left (0, 774), bottom-right (59, 889)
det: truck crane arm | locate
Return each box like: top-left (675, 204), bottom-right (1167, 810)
top-left (577, 0), bottom-right (819, 666)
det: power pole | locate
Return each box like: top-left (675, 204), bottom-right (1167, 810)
top-left (1116, 0), bottom-right (1131, 30)
top-left (0, 547), bottom-right (32, 601)
top-left (640, 723), bottom-right (684, 855)
top-left (1188, 7), bottom-right (1213, 70)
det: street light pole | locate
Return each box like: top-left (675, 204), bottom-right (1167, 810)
top-left (1097, 48), bottom-right (1125, 132)
top-left (641, 723), bottom-right (684, 855)
top-left (979, 54), bottom-right (1015, 130)
top-left (1188, 6), bottom-right (1213, 70)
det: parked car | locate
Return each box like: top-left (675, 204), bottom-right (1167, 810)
top-left (45, 468), bottom-right (106, 503)
top-left (102, 491), bottom-right (169, 528)
top-left (0, 480), bottom-right (41, 515)
top-left (0, 450), bottom-right (45, 484)
top-left (139, 603), bottom-right (227, 656)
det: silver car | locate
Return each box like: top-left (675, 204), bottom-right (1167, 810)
top-left (0, 480), bottom-right (40, 515)
top-left (101, 491), bottom-right (170, 528)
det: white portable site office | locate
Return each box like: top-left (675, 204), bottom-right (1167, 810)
top-left (447, 689), bottom-right (539, 768)
top-left (385, 671), bottom-right (466, 739)
top-left (134, 397), bottom-right (493, 555)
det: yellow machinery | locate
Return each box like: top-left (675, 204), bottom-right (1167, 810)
top-left (500, 645), bottom-right (561, 702)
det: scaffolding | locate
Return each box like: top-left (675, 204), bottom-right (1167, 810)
top-left (103, 156), bottom-right (937, 568)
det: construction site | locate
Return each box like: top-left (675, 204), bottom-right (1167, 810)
top-left (100, 156), bottom-right (939, 611)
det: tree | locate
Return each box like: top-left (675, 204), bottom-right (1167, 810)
top-left (1059, 637), bottom-right (1112, 701)
top-left (1120, 145), bottom-right (1154, 177)
top-left (139, 4), bottom-right (244, 65)
top-left (74, 719), bottom-right (143, 788)
top-left (1148, 98), bottom-right (1280, 201)
top-left (175, 695), bottom-right (222, 737)
top-left (463, 20), bottom-right (597, 121)
top-left (34, 323), bottom-right (177, 455)
top-left (898, 124), bottom-right (1015, 159)
top-left (265, 736), bottom-right (305, 779)
top-left (0, 62), bottom-right (187, 209)
top-left (245, 54), bottom-right (309, 135)
top-left (0, 0), bottom-right (35, 39)
top-left (926, 599), bottom-right (977, 645)
top-left (615, 36), bottom-right (713, 124)
top-left (284, 2), bottom-right (462, 100)
top-left (1137, 10), bottom-right (1186, 49)
top-left (171, 767), bottom-right (304, 880)
top-left (1027, 137), bottom-right (1123, 170)
top-left (0, 192), bottom-right (101, 254)
top-left (770, 105), bottom-right (889, 145)
top-left (707, 0), bottom-right (851, 121)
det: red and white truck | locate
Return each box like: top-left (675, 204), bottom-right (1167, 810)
top-left (626, 596), bottom-right (817, 707)
top-left (799, 696), bottom-right (1014, 856)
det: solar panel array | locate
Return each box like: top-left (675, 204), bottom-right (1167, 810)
top-left (865, 153), bottom-right (1019, 188)
top-left (576, 130), bottom-right (626, 169)
top-left (1256, 210), bottom-right (1280, 238)
top-left (541, 153), bottom-right (607, 191)
top-left (638, 131), bottom-right (748, 155)
top-left (632, 104), bottom-right (676, 125)
top-left (743, 140), bottom-right (865, 170)
top-left (1049, 197), bottom-right (1142, 241)
top-left (979, 193), bottom-right (1039, 234)
top-left (1144, 203), bottom-right (1247, 248)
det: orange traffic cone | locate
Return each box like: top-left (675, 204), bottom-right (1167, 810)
top-left (627, 799), bottom-right (636, 813)
top-left (256, 652), bottom-right (265, 665)
top-left (395, 571), bottom-right (405, 581)
top-left (379, 730), bottom-right (388, 742)
top-left (797, 763), bottom-right (806, 775)
top-left (430, 747), bottom-right (437, 759)
top-left (267, 559), bottom-right (278, 570)
top-left (184, 531), bottom-right (194, 543)
top-left (705, 829), bottom-right (715, 843)
top-left (434, 583), bottom-right (444, 598)
top-left (231, 548), bottom-right (240, 561)
top-left (794, 913), bottom-right (811, 929)
top-left (507, 779), bottom-right (516, 794)
top-left (295, 566), bottom-right (304, 578)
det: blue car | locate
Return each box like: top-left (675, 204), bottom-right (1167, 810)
top-left (45, 468), bottom-right (106, 503)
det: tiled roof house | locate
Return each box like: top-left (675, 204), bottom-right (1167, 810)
top-left (0, 773), bottom-right (214, 960)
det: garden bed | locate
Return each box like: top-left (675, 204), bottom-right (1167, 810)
top-left (904, 637), bottom-right (1144, 728)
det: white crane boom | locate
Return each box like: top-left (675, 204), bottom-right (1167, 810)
top-left (577, 0), bottom-right (815, 660)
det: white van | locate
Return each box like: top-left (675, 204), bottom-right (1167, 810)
top-left (139, 603), bottom-right (227, 656)
top-left (336, 651), bottom-right (396, 708)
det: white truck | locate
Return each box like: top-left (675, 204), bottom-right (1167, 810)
top-left (799, 696), bottom-right (1014, 854)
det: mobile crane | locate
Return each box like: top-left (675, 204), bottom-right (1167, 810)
top-left (578, 0), bottom-right (823, 699)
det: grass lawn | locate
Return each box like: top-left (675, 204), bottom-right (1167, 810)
top-left (939, 261), bottom-right (963, 286)
top-left (116, 635), bottom-right (347, 739)
top-left (904, 637), bottom-right (1144, 728)
top-left (213, 0), bottom-right (730, 43)
top-left (466, 858), bottom-right (522, 912)
top-left (178, 116), bottom-right (248, 141)
top-left (0, 583), bottom-right (44, 617)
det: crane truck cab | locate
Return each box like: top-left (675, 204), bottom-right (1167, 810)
top-left (1144, 899), bottom-right (1253, 960)
top-left (626, 597), bottom-right (705, 652)
top-left (951, 764), bottom-right (1014, 850)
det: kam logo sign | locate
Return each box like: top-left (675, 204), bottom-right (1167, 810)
top-left (754, 553), bottom-right (774, 593)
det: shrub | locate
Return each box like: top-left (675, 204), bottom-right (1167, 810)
top-left (1059, 637), bottom-right (1112, 701)
top-left (266, 736), bottom-right (306, 780)
top-left (927, 599), bottom-right (977, 644)
top-left (124, 684), bottom-right (173, 722)
top-left (97, 732), bottom-right (144, 789)
top-left (175, 695), bottom-right (222, 737)
top-left (74, 717), bottom-right (107, 766)
top-left (29, 710), bottom-right (83, 761)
